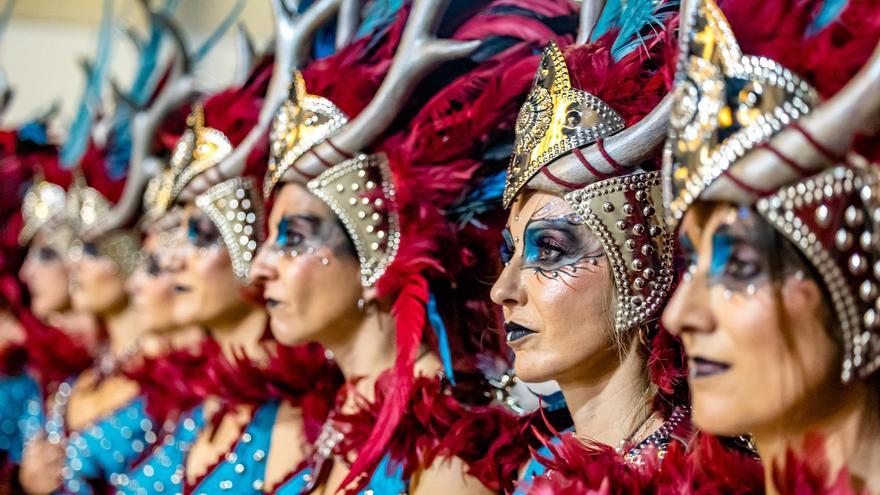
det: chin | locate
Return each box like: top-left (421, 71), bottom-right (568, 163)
top-left (691, 392), bottom-right (751, 437)
top-left (512, 352), bottom-right (562, 384)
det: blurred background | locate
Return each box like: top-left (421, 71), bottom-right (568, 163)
top-left (2, 0), bottom-right (274, 124)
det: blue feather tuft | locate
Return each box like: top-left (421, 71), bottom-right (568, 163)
top-left (357, 0), bottom-right (404, 38)
top-left (811, 0), bottom-right (848, 31)
top-left (591, 0), bottom-right (679, 61)
top-left (427, 292), bottom-right (456, 386)
top-left (449, 170), bottom-right (506, 228)
top-left (61, 0), bottom-right (114, 168)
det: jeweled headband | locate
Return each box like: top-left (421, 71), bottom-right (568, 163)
top-left (66, 179), bottom-right (141, 275)
top-left (19, 178), bottom-right (68, 247)
top-left (169, 103), bottom-right (233, 203)
top-left (662, 0), bottom-right (819, 227)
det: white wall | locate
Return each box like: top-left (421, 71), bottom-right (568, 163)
top-left (0, 0), bottom-right (274, 127)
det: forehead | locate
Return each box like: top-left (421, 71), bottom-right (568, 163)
top-left (509, 190), bottom-right (573, 228)
top-left (680, 202), bottom-right (743, 245)
top-left (271, 182), bottom-right (333, 219)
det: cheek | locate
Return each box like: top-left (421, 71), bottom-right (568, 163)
top-left (528, 266), bottom-right (612, 344)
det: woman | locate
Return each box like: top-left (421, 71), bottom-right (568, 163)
top-left (121, 49), bottom-right (340, 491)
top-left (662, 0), bottom-right (880, 492)
top-left (59, 165), bottom-right (157, 495)
top-left (488, 0), bottom-right (718, 490)
top-left (250, 1), bottom-right (578, 493)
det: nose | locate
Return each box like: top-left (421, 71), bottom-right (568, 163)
top-left (19, 256), bottom-right (33, 283)
top-left (490, 258), bottom-right (527, 310)
top-left (662, 269), bottom-right (716, 338)
top-left (248, 244), bottom-right (278, 286)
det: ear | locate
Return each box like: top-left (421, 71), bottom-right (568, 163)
top-left (780, 275), bottom-right (825, 325)
top-left (362, 285), bottom-right (379, 306)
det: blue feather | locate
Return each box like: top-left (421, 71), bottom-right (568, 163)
top-left (591, 0), bottom-right (624, 41)
top-left (61, 0), bottom-right (114, 168)
top-left (811, 0), bottom-right (848, 31)
top-left (427, 292), bottom-right (456, 386)
top-left (357, 0), bottom-right (403, 38)
top-left (590, 0), bottom-right (679, 61)
top-left (449, 170), bottom-right (505, 228)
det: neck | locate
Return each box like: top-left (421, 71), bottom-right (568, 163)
top-left (322, 308), bottom-right (397, 402)
top-left (103, 304), bottom-right (141, 359)
top-left (755, 382), bottom-right (880, 494)
top-left (207, 305), bottom-right (267, 361)
top-left (167, 325), bottom-right (206, 351)
top-left (557, 338), bottom-right (652, 447)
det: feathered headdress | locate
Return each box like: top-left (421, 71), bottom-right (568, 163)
top-left (662, 0), bottom-right (880, 382)
top-left (266, 0), bottom-right (580, 490)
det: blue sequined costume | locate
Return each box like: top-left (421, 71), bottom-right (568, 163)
top-left (62, 396), bottom-right (156, 495)
top-left (0, 373), bottom-right (38, 464)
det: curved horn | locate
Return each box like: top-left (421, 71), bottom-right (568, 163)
top-left (337, 0), bottom-right (360, 49)
top-left (282, 0), bottom-right (481, 183)
top-left (577, 0), bottom-right (607, 44)
top-left (177, 0), bottom-right (344, 200)
top-left (703, 40), bottom-right (880, 204)
top-left (233, 23), bottom-right (256, 86)
top-left (529, 93), bottom-right (673, 195)
top-left (83, 5), bottom-right (201, 239)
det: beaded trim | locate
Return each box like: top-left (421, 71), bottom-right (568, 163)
top-left (504, 41), bottom-right (625, 207)
top-left (565, 171), bottom-right (676, 333)
top-left (307, 153), bottom-right (401, 288)
top-left (662, 0), bottom-right (819, 228)
top-left (264, 72), bottom-right (349, 198)
top-left (756, 165), bottom-right (880, 382)
top-left (194, 177), bottom-right (265, 283)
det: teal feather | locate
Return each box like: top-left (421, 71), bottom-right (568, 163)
top-left (61, 0), bottom-right (114, 168)
top-left (356, 0), bottom-right (404, 38)
top-left (590, 0), bottom-right (678, 62)
top-left (811, 0), bottom-right (848, 31)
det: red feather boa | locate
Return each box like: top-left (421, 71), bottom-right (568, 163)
top-left (198, 341), bottom-right (342, 442)
top-left (332, 373), bottom-right (528, 493)
top-left (17, 310), bottom-right (93, 394)
top-left (123, 340), bottom-right (215, 429)
top-left (522, 431), bottom-right (764, 494)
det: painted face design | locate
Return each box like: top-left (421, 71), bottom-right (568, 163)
top-left (491, 192), bottom-right (616, 384)
top-left (679, 207), bottom-right (802, 296)
top-left (501, 202), bottom-right (604, 284)
top-left (663, 203), bottom-right (838, 438)
top-left (186, 214), bottom-right (224, 252)
top-left (270, 213), bottom-right (351, 259)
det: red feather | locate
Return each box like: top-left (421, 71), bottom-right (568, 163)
top-left (339, 274), bottom-right (428, 492)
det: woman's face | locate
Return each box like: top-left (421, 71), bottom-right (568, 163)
top-left (20, 232), bottom-right (70, 319)
top-left (171, 204), bottom-right (250, 328)
top-left (126, 232), bottom-right (178, 333)
top-left (490, 191), bottom-right (617, 384)
top-left (67, 239), bottom-right (128, 317)
top-left (663, 203), bottom-right (839, 437)
top-left (250, 183), bottom-right (364, 346)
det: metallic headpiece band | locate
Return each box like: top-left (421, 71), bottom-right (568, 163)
top-left (264, 71), bottom-right (349, 199)
top-left (565, 171), bottom-right (675, 332)
top-left (194, 176), bottom-right (265, 283)
top-left (307, 153), bottom-right (400, 288)
top-left (169, 103), bottom-right (234, 203)
top-left (504, 41), bottom-right (626, 207)
top-left (662, 0), bottom-right (819, 227)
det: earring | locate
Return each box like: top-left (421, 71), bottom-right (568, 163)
top-left (357, 298), bottom-right (365, 312)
